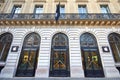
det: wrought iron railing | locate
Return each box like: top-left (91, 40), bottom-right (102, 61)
top-left (0, 13), bottom-right (120, 20)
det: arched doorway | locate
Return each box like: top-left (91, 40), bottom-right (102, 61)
top-left (49, 33), bottom-right (70, 77)
top-left (0, 33), bottom-right (13, 72)
top-left (16, 32), bottom-right (40, 77)
top-left (80, 33), bottom-right (104, 77)
top-left (108, 33), bottom-right (120, 73)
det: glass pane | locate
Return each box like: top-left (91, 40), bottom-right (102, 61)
top-left (0, 42), bottom-right (3, 57)
top-left (53, 51), bottom-right (66, 70)
top-left (35, 6), bottom-right (43, 13)
top-left (110, 43), bottom-right (120, 62)
top-left (91, 52), bottom-right (102, 70)
top-left (27, 50), bottom-right (36, 70)
top-left (0, 33), bottom-right (13, 61)
top-left (100, 5), bottom-right (110, 13)
top-left (53, 51), bottom-right (59, 70)
top-left (12, 6), bottom-right (21, 14)
top-left (109, 33), bottom-right (120, 62)
top-left (80, 33), bottom-right (97, 47)
top-left (59, 52), bottom-right (66, 69)
top-left (78, 5), bottom-right (87, 13)
top-left (16, 33), bottom-right (40, 77)
top-left (60, 5), bottom-right (65, 13)
top-left (50, 33), bottom-right (70, 77)
top-left (1, 43), bottom-right (10, 61)
top-left (18, 50), bottom-right (29, 70)
top-left (84, 52), bottom-right (92, 70)
top-left (81, 33), bottom-right (104, 77)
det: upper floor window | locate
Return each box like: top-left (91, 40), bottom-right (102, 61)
top-left (100, 5), bottom-right (110, 13)
top-left (34, 5), bottom-right (43, 14)
top-left (78, 5), bottom-right (87, 13)
top-left (60, 5), bottom-right (65, 13)
top-left (11, 5), bottom-right (22, 14)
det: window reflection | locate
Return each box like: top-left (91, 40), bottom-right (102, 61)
top-left (50, 33), bottom-right (70, 77)
top-left (0, 33), bottom-right (13, 72)
top-left (80, 33), bottom-right (104, 77)
top-left (0, 33), bottom-right (13, 61)
top-left (108, 33), bottom-right (120, 62)
top-left (16, 32), bottom-right (40, 77)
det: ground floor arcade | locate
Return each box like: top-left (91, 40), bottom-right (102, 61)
top-left (0, 26), bottom-right (120, 78)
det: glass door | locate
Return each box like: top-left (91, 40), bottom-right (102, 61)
top-left (82, 48), bottom-right (104, 77)
top-left (50, 33), bottom-right (70, 77)
top-left (16, 48), bottom-right (38, 77)
top-left (50, 50), bottom-right (70, 77)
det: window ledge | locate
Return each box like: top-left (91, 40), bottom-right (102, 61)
top-left (76, 0), bottom-right (88, 2)
top-left (97, 0), bottom-right (110, 2)
top-left (54, 0), bottom-right (67, 2)
top-left (33, 0), bottom-right (46, 2)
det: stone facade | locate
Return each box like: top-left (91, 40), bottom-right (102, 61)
top-left (0, 0), bottom-right (120, 78)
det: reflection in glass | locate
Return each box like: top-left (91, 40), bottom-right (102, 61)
top-left (108, 33), bottom-right (120, 62)
top-left (16, 32), bottom-right (40, 77)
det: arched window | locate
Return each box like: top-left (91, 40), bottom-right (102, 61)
top-left (80, 33), bottom-right (104, 77)
top-left (16, 32), bottom-right (40, 77)
top-left (0, 33), bottom-right (13, 61)
top-left (108, 33), bottom-right (120, 62)
top-left (49, 33), bottom-right (70, 77)
top-left (0, 33), bottom-right (13, 72)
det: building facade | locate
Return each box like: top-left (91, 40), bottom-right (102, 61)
top-left (0, 0), bottom-right (120, 78)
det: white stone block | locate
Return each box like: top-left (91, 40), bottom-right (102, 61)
top-left (35, 67), bottom-right (49, 78)
top-left (71, 67), bottom-right (84, 78)
top-left (104, 67), bottom-right (120, 78)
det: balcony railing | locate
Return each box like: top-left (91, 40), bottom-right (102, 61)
top-left (0, 13), bottom-right (120, 20)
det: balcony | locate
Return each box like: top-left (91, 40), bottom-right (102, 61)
top-left (0, 13), bottom-right (120, 26)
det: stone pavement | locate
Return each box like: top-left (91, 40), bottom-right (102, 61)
top-left (0, 78), bottom-right (120, 80)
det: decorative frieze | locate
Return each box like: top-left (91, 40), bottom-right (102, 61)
top-left (0, 20), bottom-right (120, 26)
